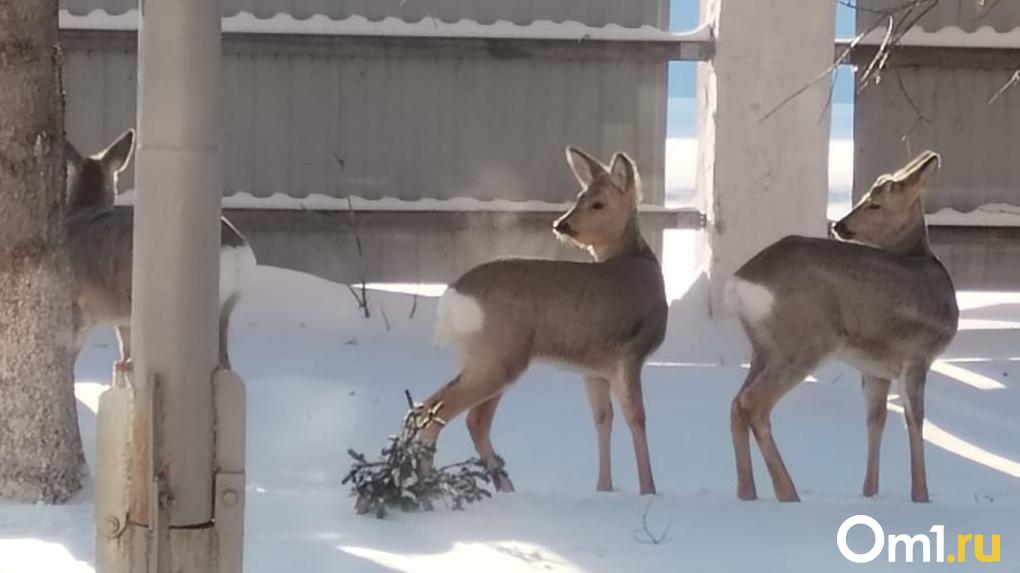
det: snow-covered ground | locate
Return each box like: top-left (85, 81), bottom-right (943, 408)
top-left (2, 243), bottom-right (1019, 572)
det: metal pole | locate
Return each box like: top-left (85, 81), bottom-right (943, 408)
top-left (94, 1), bottom-right (245, 570)
top-left (132, 0), bottom-right (222, 528)
top-left (102, 0), bottom-right (227, 570)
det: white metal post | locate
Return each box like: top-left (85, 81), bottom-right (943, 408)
top-left (697, 0), bottom-right (836, 312)
top-left (94, 0), bottom-right (244, 571)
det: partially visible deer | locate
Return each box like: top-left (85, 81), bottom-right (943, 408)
top-left (419, 148), bottom-right (667, 495)
top-left (64, 130), bottom-right (256, 370)
top-left (727, 150), bottom-right (958, 503)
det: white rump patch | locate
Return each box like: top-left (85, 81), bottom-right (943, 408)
top-left (725, 277), bottom-right (775, 323)
top-left (219, 244), bottom-right (258, 304)
top-left (434, 287), bottom-right (485, 346)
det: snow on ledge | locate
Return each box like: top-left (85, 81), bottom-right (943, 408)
top-left (843, 25), bottom-right (1020, 50)
top-left (59, 9), bottom-right (712, 43)
top-left (115, 191), bottom-right (689, 214)
top-left (928, 203), bottom-right (1020, 227)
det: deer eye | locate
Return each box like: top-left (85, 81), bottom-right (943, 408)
top-left (867, 203), bottom-right (882, 210)
top-left (591, 202), bottom-right (604, 210)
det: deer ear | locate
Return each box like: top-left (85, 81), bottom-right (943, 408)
top-left (565, 146), bottom-right (605, 187)
top-left (898, 150), bottom-right (940, 190)
top-left (101, 129), bottom-right (135, 174)
top-left (612, 150), bottom-right (636, 188)
top-left (608, 152), bottom-right (641, 200)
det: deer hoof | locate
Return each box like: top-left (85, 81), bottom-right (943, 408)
top-left (354, 495), bottom-right (372, 514)
top-left (494, 474), bottom-right (515, 493)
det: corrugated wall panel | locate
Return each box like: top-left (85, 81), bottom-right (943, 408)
top-left (62, 34), bottom-right (667, 204)
top-left (60, 0), bottom-right (669, 27)
top-left (855, 0), bottom-right (1020, 212)
top-left (854, 66), bottom-right (1020, 212)
top-left (857, 0), bottom-right (1020, 33)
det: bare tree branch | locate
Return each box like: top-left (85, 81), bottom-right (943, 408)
top-left (761, 0), bottom-right (938, 124)
top-left (632, 499), bottom-right (672, 546)
top-left (989, 69), bottom-right (1020, 106)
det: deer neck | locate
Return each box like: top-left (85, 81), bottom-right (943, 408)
top-left (588, 213), bottom-right (654, 263)
top-left (885, 211), bottom-right (933, 258)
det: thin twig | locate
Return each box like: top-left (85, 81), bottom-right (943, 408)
top-left (632, 499), bottom-right (672, 545)
top-left (894, 69), bottom-right (933, 155)
top-left (345, 196), bottom-right (370, 319)
top-left (762, 0), bottom-right (941, 123)
top-left (988, 69), bottom-right (1020, 106)
top-left (409, 289), bottom-right (419, 319)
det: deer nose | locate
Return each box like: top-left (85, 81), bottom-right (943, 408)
top-left (554, 219), bottom-right (574, 236)
top-left (833, 220), bottom-right (854, 240)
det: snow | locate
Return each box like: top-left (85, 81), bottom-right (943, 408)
top-left (928, 203), bottom-right (1020, 227)
top-left (59, 9), bottom-right (712, 43)
top-left (2, 237), bottom-right (1018, 572)
top-left (844, 26), bottom-right (1020, 50)
top-left (115, 191), bottom-right (694, 216)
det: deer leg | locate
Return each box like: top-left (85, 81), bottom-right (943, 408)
top-left (466, 393), bottom-right (514, 493)
top-left (732, 355), bottom-right (765, 501)
top-left (418, 357), bottom-right (526, 476)
top-left (902, 367), bottom-right (929, 503)
top-left (584, 376), bottom-right (613, 492)
top-left (738, 363), bottom-right (811, 502)
top-left (861, 375), bottom-right (891, 498)
top-left (218, 294), bottom-right (240, 371)
top-left (612, 362), bottom-right (655, 495)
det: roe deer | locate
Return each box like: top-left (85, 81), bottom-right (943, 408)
top-left (417, 147), bottom-right (667, 495)
top-left (64, 130), bottom-right (256, 370)
top-left (727, 150), bottom-right (958, 503)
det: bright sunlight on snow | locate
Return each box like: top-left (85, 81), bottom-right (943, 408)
top-left (1, 253), bottom-right (1017, 573)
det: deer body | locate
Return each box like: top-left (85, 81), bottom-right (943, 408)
top-left (728, 150), bottom-right (958, 503)
top-left (65, 130), bottom-right (256, 370)
top-left (419, 148), bottom-right (666, 496)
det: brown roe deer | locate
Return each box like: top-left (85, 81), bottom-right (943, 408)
top-left (419, 147), bottom-right (667, 495)
top-left (64, 130), bottom-right (256, 370)
top-left (727, 150), bottom-right (958, 503)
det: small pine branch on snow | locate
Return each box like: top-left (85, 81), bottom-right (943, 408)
top-left (343, 390), bottom-right (505, 518)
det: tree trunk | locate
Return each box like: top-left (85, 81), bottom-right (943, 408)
top-left (0, 0), bottom-right (85, 503)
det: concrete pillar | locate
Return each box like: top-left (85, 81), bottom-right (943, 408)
top-left (94, 0), bottom-right (244, 571)
top-left (697, 0), bottom-right (836, 312)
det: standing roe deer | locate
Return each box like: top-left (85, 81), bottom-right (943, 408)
top-left (727, 150), bottom-right (958, 503)
top-left (64, 130), bottom-right (256, 370)
top-left (419, 147), bottom-right (667, 495)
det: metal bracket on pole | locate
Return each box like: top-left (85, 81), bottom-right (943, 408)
top-left (147, 374), bottom-right (169, 573)
top-left (213, 368), bottom-right (246, 573)
top-left (94, 365), bottom-right (134, 573)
